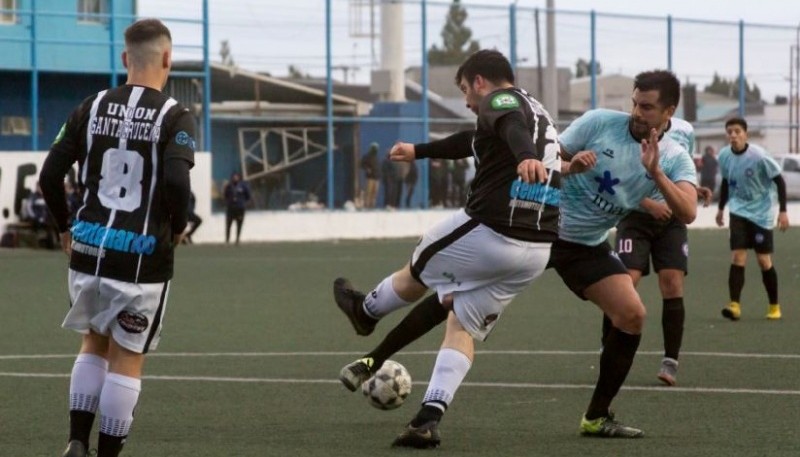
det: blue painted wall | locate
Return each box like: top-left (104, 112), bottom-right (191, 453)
top-left (0, 71), bottom-right (115, 150)
top-left (0, 0), bottom-right (134, 73)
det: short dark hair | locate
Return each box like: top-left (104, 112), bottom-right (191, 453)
top-left (454, 49), bottom-right (515, 87)
top-left (633, 70), bottom-right (681, 108)
top-left (725, 117), bottom-right (748, 132)
top-left (125, 18), bottom-right (172, 45)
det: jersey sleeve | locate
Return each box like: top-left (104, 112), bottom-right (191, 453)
top-left (558, 109), bottom-right (603, 157)
top-left (762, 154), bottom-right (782, 179)
top-left (477, 90), bottom-right (525, 136)
top-left (665, 148), bottom-right (698, 185)
top-left (162, 106), bottom-right (196, 166)
top-left (39, 98), bottom-right (92, 232)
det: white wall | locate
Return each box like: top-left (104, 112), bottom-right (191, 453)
top-left (3, 152), bottom-right (799, 243)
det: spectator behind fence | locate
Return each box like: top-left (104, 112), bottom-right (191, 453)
top-left (700, 145), bottom-right (719, 194)
top-left (182, 191), bottom-right (203, 244)
top-left (361, 142), bottom-right (381, 208)
top-left (24, 182), bottom-right (57, 249)
top-left (224, 172), bottom-right (251, 245)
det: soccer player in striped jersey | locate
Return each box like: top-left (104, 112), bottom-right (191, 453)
top-left (716, 117), bottom-right (789, 320)
top-left (334, 49), bottom-right (560, 448)
top-left (40, 19), bottom-right (195, 457)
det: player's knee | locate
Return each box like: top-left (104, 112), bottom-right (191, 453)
top-left (614, 304), bottom-right (646, 333)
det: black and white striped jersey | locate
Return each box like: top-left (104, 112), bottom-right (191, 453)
top-left (41, 84), bottom-right (195, 283)
top-left (416, 87), bottom-right (561, 243)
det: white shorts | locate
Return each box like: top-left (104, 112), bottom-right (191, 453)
top-left (410, 209), bottom-right (551, 341)
top-left (64, 269), bottom-right (170, 353)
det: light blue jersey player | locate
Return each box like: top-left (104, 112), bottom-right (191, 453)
top-left (547, 69), bottom-right (699, 440)
top-left (717, 117), bottom-right (789, 322)
top-left (558, 109), bottom-right (697, 245)
top-left (718, 142), bottom-right (781, 229)
top-left (605, 115), bottom-right (699, 387)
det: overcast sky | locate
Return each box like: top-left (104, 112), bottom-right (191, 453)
top-left (138, 1), bottom-right (800, 102)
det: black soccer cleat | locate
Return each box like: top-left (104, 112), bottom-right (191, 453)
top-left (392, 420), bottom-right (442, 449)
top-left (333, 277), bottom-right (376, 336)
top-left (339, 357), bottom-right (376, 392)
top-left (61, 440), bottom-right (88, 457)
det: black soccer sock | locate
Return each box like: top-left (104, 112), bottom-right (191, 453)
top-left (410, 404), bottom-right (445, 427)
top-left (586, 327), bottom-right (641, 420)
top-left (365, 293), bottom-right (448, 370)
top-left (729, 264), bottom-right (745, 302)
top-left (68, 410), bottom-right (95, 449)
top-left (98, 432), bottom-right (126, 457)
top-left (601, 314), bottom-right (612, 348)
top-left (761, 266), bottom-right (779, 304)
top-left (662, 297), bottom-right (685, 360)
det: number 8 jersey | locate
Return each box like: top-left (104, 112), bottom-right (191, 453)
top-left (45, 85), bottom-right (195, 283)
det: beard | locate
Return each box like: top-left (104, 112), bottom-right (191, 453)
top-left (628, 117), bottom-right (652, 141)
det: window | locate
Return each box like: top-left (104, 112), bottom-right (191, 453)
top-left (77, 0), bottom-right (109, 24)
top-left (0, 116), bottom-right (42, 136)
top-left (0, 0), bottom-right (16, 25)
top-left (783, 158), bottom-right (800, 173)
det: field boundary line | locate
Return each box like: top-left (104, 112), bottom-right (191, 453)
top-left (2, 350), bottom-right (800, 360)
top-left (1, 371), bottom-right (798, 396)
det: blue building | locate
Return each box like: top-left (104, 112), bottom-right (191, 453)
top-left (0, 0), bottom-right (139, 150)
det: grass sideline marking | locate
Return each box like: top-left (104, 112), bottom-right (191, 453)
top-left (0, 371), bottom-right (798, 396)
top-left (2, 349), bottom-right (800, 360)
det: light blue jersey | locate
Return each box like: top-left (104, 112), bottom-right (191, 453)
top-left (718, 143), bottom-right (781, 229)
top-left (559, 109), bottom-right (697, 245)
top-left (667, 118), bottom-right (695, 155)
top-left (644, 117), bottom-right (695, 207)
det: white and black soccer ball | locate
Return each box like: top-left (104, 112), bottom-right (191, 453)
top-left (361, 359), bottom-right (412, 410)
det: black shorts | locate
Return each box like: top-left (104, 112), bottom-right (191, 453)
top-left (548, 238), bottom-right (628, 300)
top-left (729, 213), bottom-right (773, 254)
top-left (614, 211), bottom-right (688, 276)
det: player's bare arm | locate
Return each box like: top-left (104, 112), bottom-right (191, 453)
top-left (564, 150), bottom-right (597, 175)
top-left (641, 128), bottom-right (697, 224)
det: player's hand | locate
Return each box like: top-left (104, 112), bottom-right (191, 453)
top-left (389, 142), bottom-right (415, 162)
top-left (646, 202), bottom-right (672, 221)
top-left (777, 212), bottom-right (789, 232)
top-left (59, 231), bottom-right (72, 257)
top-left (715, 210), bottom-right (725, 227)
top-left (173, 233), bottom-right (185, 246)
top-left (517, 158), bottom-right (547, 183)
top-left (640, 128), bottom-right (661, 174)
top-left (697, 186), bottom-right (713, 207)
top-left (567, 150), bottom-right (597, 174)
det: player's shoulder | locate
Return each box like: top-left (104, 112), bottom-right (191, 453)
top-left (669, 117), bottom-right (694, 133)
top-left (746, 143), bottom-right (769, 156)
top-left (483, 88), bottom-right (525, 112)
top-left (580, 108), bottom-right (628, 126)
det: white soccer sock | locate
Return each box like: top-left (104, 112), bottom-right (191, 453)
top-left (69, 353), bottom-right (109, 413)
top-left (363, 274), bottom-right (411, 319)
top-left (98, 373), bottom-right (141, 437)
top-left (422, 348), bottom-right (472, 410)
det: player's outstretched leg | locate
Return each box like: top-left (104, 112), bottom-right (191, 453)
top-left (338, 294), bottom-right (449, 392)
top-left (333, 278), bottom-right (377, 336)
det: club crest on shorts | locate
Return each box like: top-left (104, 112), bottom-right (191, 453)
top-left (117, 311), bottom-right (149, 333)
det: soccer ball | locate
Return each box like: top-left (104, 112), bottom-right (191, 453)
top-left (362, 359), bottom-right (412, 410)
